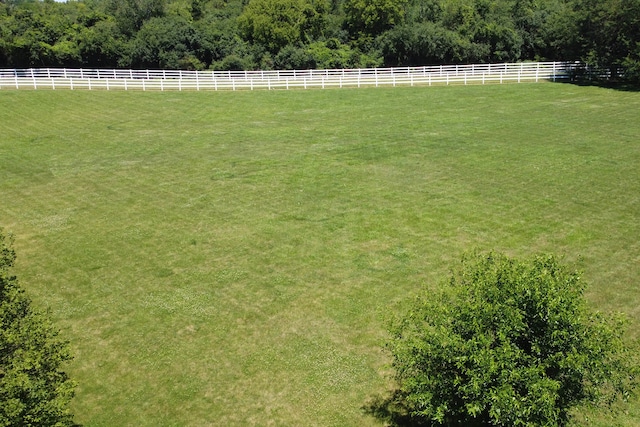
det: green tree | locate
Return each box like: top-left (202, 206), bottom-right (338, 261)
top-left (439, 0), bottom-right (523, 62)
top-left (238, 0), bottom-right (327, 53)
top-left (572, 0), bottom-right (640, 81)
top-left (510, 0), bottom-right (572, 60)
top-left (344, 0), bottom-right (407, 37)
top-left (77, 19), bottom-right (129, 68)
top-left (190, 3), bottom-right (259, 70)
top-left (381, 252), bottom-right (636, 426)
top-left (379, 21), bottom-right (478, 65)
top-left (130, 15), bottom-right (203, 69)
top-left (105, 0), bottom-right (165, 36)
top-left (306, 39), bottom-right (363, 68)
top-left (0, 230), bottom-right (76, 426)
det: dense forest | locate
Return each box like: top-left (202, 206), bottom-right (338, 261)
top-left (0, 0), bottom-right (639, 80)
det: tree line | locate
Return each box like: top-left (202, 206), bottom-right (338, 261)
top-left (1, 0), bottom-right (638, 79)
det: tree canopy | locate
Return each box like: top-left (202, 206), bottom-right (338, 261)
top-left (0, 0), bottom-right (638, 81)
top-left (0, 230), bottom-right (76, 426)
top-left (377, 252), bottom-right (636, 426)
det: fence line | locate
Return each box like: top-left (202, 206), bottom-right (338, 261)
top-left (0, 61), bottom-right (580, 91)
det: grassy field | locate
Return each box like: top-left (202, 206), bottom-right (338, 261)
top-left (1, 83), bottom-right (639, 426)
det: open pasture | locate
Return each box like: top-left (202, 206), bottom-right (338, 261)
top-left (1, 83), bottom-right (639, 426)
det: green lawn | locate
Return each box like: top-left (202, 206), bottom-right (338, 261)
top-left (1, 83), bottom-right (639, 426)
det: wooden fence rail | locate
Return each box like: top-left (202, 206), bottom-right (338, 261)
top-left (0, 61), bottom-right (580, 91)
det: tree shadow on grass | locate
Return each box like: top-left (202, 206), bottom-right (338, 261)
top-left (555, 78), bottom-right (640, 92)
top-left (363, 390), bottom-right (489, 427)
top-left (363, 390), bottom-right (427, 427)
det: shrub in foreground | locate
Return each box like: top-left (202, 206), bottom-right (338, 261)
top-left (0, 230), bottom-right (76, 426)
top-left (382, 252), bottom-right (636, 426)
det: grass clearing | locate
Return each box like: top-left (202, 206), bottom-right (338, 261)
top-left (1, 83), bottom-right (639, 426)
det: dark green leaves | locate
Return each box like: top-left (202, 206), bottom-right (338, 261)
top-left (0, 230), bottom-right (76, 427)
top-left (385, 251), bottom-right (636, 426)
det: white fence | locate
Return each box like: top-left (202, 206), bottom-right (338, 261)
top-left (0, 61), bottom-right (579, 91)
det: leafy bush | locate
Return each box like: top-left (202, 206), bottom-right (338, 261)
top-left (381, 252), bottom-right (636, 426)
top-left (0, 230), bottom-right (76, 427)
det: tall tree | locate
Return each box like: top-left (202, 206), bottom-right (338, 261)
top-left (130, 15), bottom-right (202, 69)
top-left (344, 0), bottom-right (408, 37)
top-left (573, 0), bottom-right (640, 80)
top-left (238, 0), bottom-right (328, 53)
top-left (105, 0), bottom-right (165, 36)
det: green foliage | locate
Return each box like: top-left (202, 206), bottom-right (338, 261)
top-left (385, 252), bottom-right (636, 426)
top-left (0, 230), bottom-right (76, 426)
top-left (344, 0), bottom-right (407, 37)
top-left (237, 0), bottom-right (327, 53)
top-left (130, 15), bottom-right (203, 69)
top-left (573, 0), bottom-right (640, 82)
top-left (306, 39), bottom-right (360, 68)
top-left (274, 44), bottom-right (316, 69)
top-left (77, 19), bottom-right (127, 68)
top-left (510, 0), bottom-right (575, 60)
top-left (379, 21), bottom-right (474, 65)
top-left (105, 0), bottom-right (165, 35)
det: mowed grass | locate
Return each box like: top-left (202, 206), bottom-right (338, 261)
top-left (1, 83), bottom-right (639, 426)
